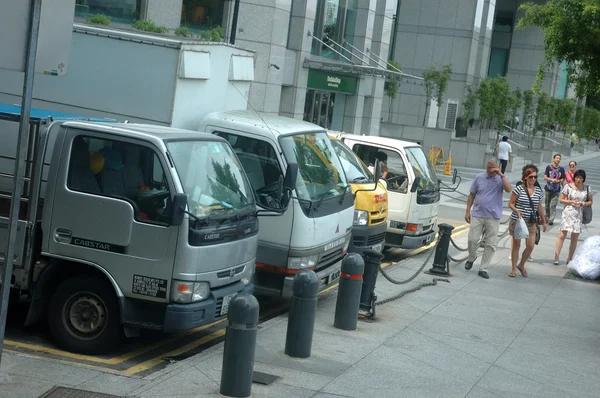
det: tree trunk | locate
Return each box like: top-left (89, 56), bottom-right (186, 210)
top-left (423, 101), bottom-right (429, 126)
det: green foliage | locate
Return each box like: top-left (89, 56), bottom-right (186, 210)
top-left (523, 89), bottom-right (534, 132)
top-left (200, 26), bottom-right (223, 42)
top-left (509, 89), bottom-right (523, 129)
top-left (476, 76), bottom-right (511, 130)
top-left (86, 14), bottom-right (111, 25)
top-left (575, 104), bottom-right (585, 128)
top-left (517, 0), bottom-right (600, 97)
top-left (421, 64), bottom-right (453, 127)
top-left (534, 92), bottom-right (549, 133)
top-left (175, 26), bottom-right (193, 38)
top-left (384, 61), bottom-right (403, 100)
top-left (556, 98), bottom-right (576, 132)
top-left (582, 107), bottom-right (600, 140)
top-left (462, 84), bottom-right (477, 127)
top-left (132, 19), bottom-right (168, 34)
top-left (477, 78), bottom-right (494, 128)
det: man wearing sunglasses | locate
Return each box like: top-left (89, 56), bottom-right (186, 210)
top-left (543, 154), bottom-right (565, 225)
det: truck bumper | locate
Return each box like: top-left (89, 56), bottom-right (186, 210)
top-left (385, 229), bottom-right (435, 249)
top-left (349, 222), bottom-right (387, 255)
top-left (163, 282), bottom-right (254, 333)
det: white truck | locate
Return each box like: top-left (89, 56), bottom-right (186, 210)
top-left (337, 135), bottom-right (440, 250)
top-left (0, 104), bottom-right (294, 353)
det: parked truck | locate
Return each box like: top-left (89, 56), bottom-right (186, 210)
top-left (198, 111), bottom-right (360, 298)
top-left (0, 104), bottom-right (296, 354)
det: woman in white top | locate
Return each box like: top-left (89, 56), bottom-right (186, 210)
top-left (495, 136), bottom-right (512, 174)
top-left (554, 169), bottom-right (593, 265)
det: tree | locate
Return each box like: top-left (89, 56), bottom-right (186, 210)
top-left (534, 92), bottom-right (549, 133)
top-left (522, 89), bottom-right (534, 132)
top-left (462, 84), bottom-right (477, 127)
top-left (575, 103), bottom-right (585, 129)
top-left (384, 61), bottom-right (403, 122)
top-left (490, 76), bottom-right (511, 130)
top-left (556, 98), bottom-right (576, 133)
top-left (422, 64), bottom-right (453, 127)
top-left (477, 78), bottom-right (495, 130)
top-left (582, 107), bottom-right (600, 140)
top-left (517, 0), bottom-right (600, 97)
top-left (509, 89), bottom-right (523, 129)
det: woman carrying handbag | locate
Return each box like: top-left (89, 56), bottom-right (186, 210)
top-left (554, 170), bottom-right (593, 265)
top-left (508, 164), bottom-right (548, 277)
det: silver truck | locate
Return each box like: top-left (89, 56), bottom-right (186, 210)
top-left (0, 105), bottom-right (294, 354)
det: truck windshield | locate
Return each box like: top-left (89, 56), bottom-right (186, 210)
top-left (405, 147), bottom-right (439, 196)
top-left (166, 140), bottom-right (254, 217)
top-left (330, 139), bottom-right (373, 184)
top-left (279, 132), bottom-right (349, 202)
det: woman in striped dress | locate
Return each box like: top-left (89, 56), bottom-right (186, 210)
top-left (507, 164), bottom-right (548, 277)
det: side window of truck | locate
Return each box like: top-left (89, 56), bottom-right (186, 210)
top-left (352, 144), bottom-right (409, 193)
top-left (67, 136), bottom-right (172, 224)
top-left (213, 131), bottom-right (284, 210)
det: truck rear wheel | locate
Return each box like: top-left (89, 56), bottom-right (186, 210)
top-left (48, 276), bottom-right (121, 354)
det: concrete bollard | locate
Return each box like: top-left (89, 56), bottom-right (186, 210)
top-left (284, 269), bottom-right (319, 358)
top-left (359, 249), bottom-right (384, 318)
top-left (334, 253), bottom-right (365, 330)
top-left (220, 293), bottom-right (260, 398)
top-left (428, 223), bottom-right (455, 275)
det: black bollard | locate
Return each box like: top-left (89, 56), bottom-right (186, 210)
top-left (284, 269), bottom-right (319, 358)
top-left (428, 223), bottom-right (455, 275)
top-left (334, 253), bottom-right (365, 330)
top-left (220, 293), bottom-right (260, 398)
top-left (359, 249), bottom-right (384, 318)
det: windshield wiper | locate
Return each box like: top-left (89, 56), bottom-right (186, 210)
top-left (339, 184), bottom-right (351, 204)
top-left (351, 176), bottom-right (370, 183)
top-left (312, 191), bottom-right (331, 214)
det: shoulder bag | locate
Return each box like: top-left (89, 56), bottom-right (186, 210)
top-left (524, 186), bottom-right (541, 245)
top-left (582, 185), bottom-right (593, 225)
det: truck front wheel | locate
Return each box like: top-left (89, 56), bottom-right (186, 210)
top-left (48, 276), bottom-right (122, 354)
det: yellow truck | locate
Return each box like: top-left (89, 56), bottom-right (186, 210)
top-left (328, 133), bottom-right (388, 254)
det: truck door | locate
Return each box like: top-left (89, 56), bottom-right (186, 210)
top-left (46, 129), bottom-right (178, 302)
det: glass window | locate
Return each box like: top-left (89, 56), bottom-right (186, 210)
top-left (488, 48), bottom-right (509, 77)
top-left (67, 135), bottom-right (172, 224)
top-left (405, 147), bottom-right (438, 191)
top-left (165, 139), bottom-right (254, 219)
top-left (75, 0), bottom-right (141, 24)
top-left (214, 132), bottom-right (285, 210)
top-left (279, 132), bottom-right (349, 202)
top-left (312, 0), bottom-right (356, 59)
top-left (352, 144), bottom-right (408, 193)
top-left (181, 0), bottom-right (224, 36)
top-left (330, 139), bottom-right (373, 184)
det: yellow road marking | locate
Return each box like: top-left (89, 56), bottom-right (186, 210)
top-left (123, 329), bottom-right (227, 375)
top-left (4, 349), bottom-right (127, 375)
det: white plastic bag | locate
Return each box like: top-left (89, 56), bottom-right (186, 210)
top-left (568, 236), bottom-right (600, 280)
top-left (514, 218), bottom-right (529, 240)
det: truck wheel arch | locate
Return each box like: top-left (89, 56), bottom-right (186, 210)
top-left (25, 258), bottom-right (125, 327)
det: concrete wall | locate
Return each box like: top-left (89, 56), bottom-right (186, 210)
top-left (380, 123), bottom-right (452, 157)
top-left (449, 139), bottom-right (488, 168)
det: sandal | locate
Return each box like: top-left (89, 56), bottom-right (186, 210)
top-left (516, 265), bottom-right (528, 277)
top-left (508, 272), bottom-right (516, 278)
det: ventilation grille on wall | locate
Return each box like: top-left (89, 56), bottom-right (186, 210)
top-left (445, 100), bottom-right (459, 130)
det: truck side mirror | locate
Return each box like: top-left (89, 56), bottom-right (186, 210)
top-left (452, 168), bottom-right (458, 184)
top-left (171, 193), bottom-right (188, 226)
top-left (410, 177), bottom-right (421, 193)
top-left (281, 162), bottom-right (298, 208)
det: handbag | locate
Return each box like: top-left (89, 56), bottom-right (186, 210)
top-left (524, 187), bottom-right (542, 245)
top-left (582, 185), bottom-right (593, 225)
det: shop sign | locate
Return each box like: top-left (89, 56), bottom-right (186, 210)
top-left (307, 69), bottom-right (358, 94)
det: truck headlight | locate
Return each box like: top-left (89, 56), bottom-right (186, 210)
top-left (287, 255), bottom-right (318, 270)
top-left (171, 281), bottom-right (210, 303)
top-left (353, 210), bottom-right (368, 226)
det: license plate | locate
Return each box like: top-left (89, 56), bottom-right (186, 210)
top-left (372, 243), bottom-right (382, 252)
top-left (328, 270), bottom-right (341, 284)
top-left (324, 238), bottom-right (345, 251)
top-left (220, 294), bottom-right (235, 316)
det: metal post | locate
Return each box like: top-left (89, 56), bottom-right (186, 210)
top-left (334, 253), bottom-right (364, 330)
top-left (359, 249), bottom-right (384, 319)
top-left (284, 270), bottom-right (319, 358)
top-left (428, 224), bottom-right (455, 275)
top-left (220, 293), bottom-right (260, 398)
top-left (0, 0), bottom-right (42, 376)
top-left (229, 0), bottom-right (241, 45)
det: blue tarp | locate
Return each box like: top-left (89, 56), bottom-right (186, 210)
top-left (0, 103), bottom-right (119, 123)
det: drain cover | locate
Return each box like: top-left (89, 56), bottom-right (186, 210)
top-left (39, 386), bottom-right (122, 398)
top-left (252, 371), bottom-right (279, 385)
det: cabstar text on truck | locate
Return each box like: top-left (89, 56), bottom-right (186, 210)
top-left (327, 132), bottom-right (388, 254)
top-left (199, 111), bottom-right (355, 298)
top-left (338, 135), bottom-right (440, 250)
top-left (0, 105), bottom-right (284, 354)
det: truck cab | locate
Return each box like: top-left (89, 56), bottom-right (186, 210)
top-left (199, 111), bottom-right (354, 299)
top-left (338, 135), bottom-right (440, 250)
top-left (327, 132), bottom-right (388, 254)
top-left (1, 108), bottom-right (260, 353)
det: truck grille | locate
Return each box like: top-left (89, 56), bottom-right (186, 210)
top-left (215, 296), bottom-right (224, 318)
top-left (353, 232), bottom-right (385, 247)
top-left (217, 265), bottom-right (245, 279)
top-left (316, 248), bottom-right (343, 272)
top-left (370, 210), bottom-right (387, 225)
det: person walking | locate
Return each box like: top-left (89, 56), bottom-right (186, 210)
top-left (495, 136), bottom-right (512, 174)
top-left (508, 164), bottom-right (547, 277)
top-left (554, 170), bottom-right (593, 265)
top-left (564, 161), bottom-right (577, 184)
top-left (464, 158), bottom-right (512, 279)
top-left (543, 154), bottom-right (565, 225)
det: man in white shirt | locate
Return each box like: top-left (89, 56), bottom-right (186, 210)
top-left (496, 135), bottom-right (512, 174)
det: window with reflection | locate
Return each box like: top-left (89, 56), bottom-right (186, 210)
top-left (312, 0), bottom-right (357, 59)
top-left (75, 0), bottom-right (141, 24)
